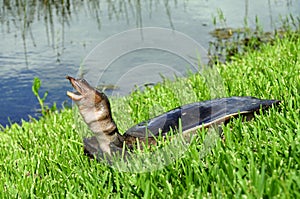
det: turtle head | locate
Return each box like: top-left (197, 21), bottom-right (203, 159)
top-left (66, 76), bottom-right (108, 108)
top-left (66, 76), bottom-right (92, 100)
top-left (66, 76), bottom-right (116, 133)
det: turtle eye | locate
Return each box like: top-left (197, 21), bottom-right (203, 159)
top-left (80, 79), bottom-right (88, 84)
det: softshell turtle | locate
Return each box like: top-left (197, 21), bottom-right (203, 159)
top-left (66, 76), bottom-right (280, 159)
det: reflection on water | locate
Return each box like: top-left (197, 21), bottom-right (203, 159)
top-left (1, 0), bottom-right (169, 63)
top-left (2, 0), bottom-right (72, 64)
top-left (0, 0), bottom-right (299, 126)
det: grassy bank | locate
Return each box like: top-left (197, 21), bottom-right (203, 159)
top-left (0, 34), bottom-right (299, 198)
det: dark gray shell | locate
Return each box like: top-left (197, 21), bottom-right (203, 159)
top-left (123, 96), bottom-right (280, 138)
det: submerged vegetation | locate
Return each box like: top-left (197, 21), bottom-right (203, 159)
top-left (0, 32), bottom-right (299, 197)
top-left (209, 10), bottom-right (300, 64)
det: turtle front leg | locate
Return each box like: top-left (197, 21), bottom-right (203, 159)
top-left (83, 136), bottom-right (126, 161)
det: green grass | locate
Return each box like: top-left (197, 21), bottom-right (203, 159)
top-left (1, 33), bottom-right (299, 198)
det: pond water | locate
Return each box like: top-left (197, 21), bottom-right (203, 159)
top-left (0, 0), bottom-right (299, 127)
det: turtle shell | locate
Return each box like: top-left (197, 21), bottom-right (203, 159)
top-left (123, 96), bottom-right (280, 138)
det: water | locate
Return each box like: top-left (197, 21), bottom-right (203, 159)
top-left (0, 0), bottom-right (299, 127)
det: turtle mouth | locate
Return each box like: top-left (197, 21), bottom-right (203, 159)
top-left (66, 76), bottom-right (89, 101)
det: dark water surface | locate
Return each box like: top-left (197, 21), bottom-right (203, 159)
top-left (0, 0), bottom-right (299, 126)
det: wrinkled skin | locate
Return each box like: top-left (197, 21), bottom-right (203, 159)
top-left (66, 76), bottom-right (123, 156)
